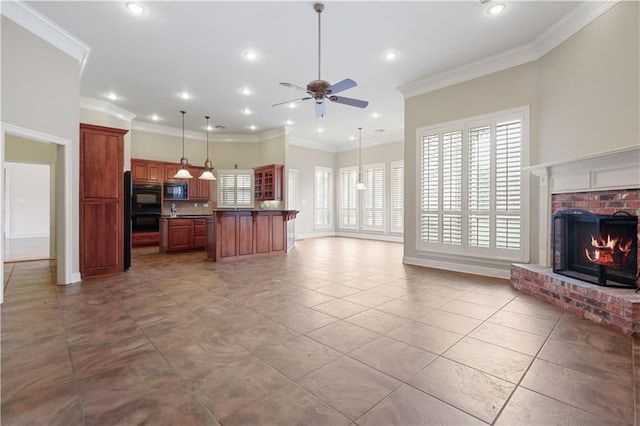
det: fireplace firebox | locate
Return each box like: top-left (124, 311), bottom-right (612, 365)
top-left (553, 209), bottom-right (638, 288)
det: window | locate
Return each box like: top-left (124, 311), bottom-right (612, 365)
top-left (287, 168), bottom-right (298, 210)
top-left (417, 107), bottom-right (526, 260)
top-left (216, 169), bottom-right (254, 208)
top-left (391, 161), bottom-right (404, 233)
top-left (314, 167), bottom-right (332, 229)
top-left (339, 166), bottom-right (358, 229)
top-left (363, 163), bottom-right (384, 231)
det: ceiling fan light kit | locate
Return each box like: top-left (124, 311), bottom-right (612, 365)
top-left (274, 2), bottom-right (369, 117)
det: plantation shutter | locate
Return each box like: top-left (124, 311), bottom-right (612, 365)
top-left (420, 134), bottom-right (439, 243)
top-left (363, 164), bottom-right (384, 230)
top-left (339, 168), bottom-right (357, 228)
top-left (468, 126), bottom-right (491, 248)
top-left (495, 120), bottom-right (522, 249)
top-left (391, 161), bottom-right (404, 233)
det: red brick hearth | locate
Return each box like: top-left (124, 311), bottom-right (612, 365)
top-left (511, 188), bottom-right (640, 337)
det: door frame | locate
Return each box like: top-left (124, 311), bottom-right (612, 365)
top-left (1, 123), bottom-right (75, 303)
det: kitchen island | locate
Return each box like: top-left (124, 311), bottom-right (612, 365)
top-left (206, 209), bottom-right (298, 262)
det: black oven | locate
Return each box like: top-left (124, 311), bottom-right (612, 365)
top-left (131, 212), bottom-right (161, 233)
top-left (132, 184), bottom-right (162, 212)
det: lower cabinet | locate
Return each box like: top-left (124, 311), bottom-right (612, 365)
top-left (160, 217), bottom-right (207, 253)
top-left (132, 232), bottom-right (160, 246)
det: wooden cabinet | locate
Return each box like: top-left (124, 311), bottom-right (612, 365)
top-left (131, 159), bottom-right (162, 183)
top-left (160, 217), bottom-right (208, 253)
top-left (188, 167), bottom-right (212, 201)
top-left (164, 164), bottom-right (181, 182)
top-left (132, 232), bottom-right (160, 246)
top-left (254, 164), bottom-right (283, 201)
top-left (80, 123), bottom-right (127, 277)
top-left (207, 209), bottom-right (298, 261)
top-left (194, 218), bottom-right (206, 249)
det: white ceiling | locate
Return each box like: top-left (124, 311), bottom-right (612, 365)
top-left (25, 1), bottom-right (585, 148)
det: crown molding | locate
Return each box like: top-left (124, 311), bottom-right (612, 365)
top-left (1, 0), bottom-right (91, 76)
top-left (258, 127), bottom-right (286, 141)
top-left (399, 1), bottom-right (620, 98)
top-left (533, 0), bottom-right (620, 58)
top-left (131, 120), bottom-right (265, 143)
top-left (288, 137), bottom-right (337, 153)
top-left (80, 97), bottom-right (137, 122)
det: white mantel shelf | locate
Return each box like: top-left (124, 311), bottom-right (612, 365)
top-left (527, 145), bottom-right (640, 267)
top-left (525, 145), bottom-right (640, 194)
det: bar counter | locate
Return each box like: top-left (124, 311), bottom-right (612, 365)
top-left (206, 209), bottom-right (298, 262)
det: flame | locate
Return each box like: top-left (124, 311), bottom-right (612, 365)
top-left (620, 239), bottom-right (633, 253)
top-left (590, 234), bottom-right (618, 250)
top-left (584, 248), bottom-right (600, 262)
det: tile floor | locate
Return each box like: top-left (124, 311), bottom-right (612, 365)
top-left (1, 237), bottom-right (637, 425)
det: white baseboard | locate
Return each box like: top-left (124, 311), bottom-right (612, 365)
top-left (335, 231), bottom-right (403, 243)
top-left (296, 231), bottom-right (336, 240)
top-left (403, 255), bottom-right (511, 279)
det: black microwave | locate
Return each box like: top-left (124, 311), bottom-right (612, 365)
top-left (164, 182), bottom-right (188, 199)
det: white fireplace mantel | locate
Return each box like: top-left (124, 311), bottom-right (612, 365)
top-left (525, 145), bottom-right (640, 267)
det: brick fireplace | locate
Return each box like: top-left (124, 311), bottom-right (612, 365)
top-left (512, 147), bottom-right (640, 336)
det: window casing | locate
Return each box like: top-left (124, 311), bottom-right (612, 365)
top-left (339, 166), bottom-right (358, 229)
top-left (391, 161), bottom-right (404, 233)
top-left (417, 107), bottom-right (528, 261)
top-left (362, 163), bottom-right (385, 231)
top-left (314, 167), bottom-right (332, 230)
top-left (216, 169), bottom-right (254, 208)
top-left (287, 168), bottom-right (298, 210)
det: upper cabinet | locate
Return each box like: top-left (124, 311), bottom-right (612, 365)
top-left (188, 166), bottom-right (212, 201)
top-left (131, 158), bottom-right (211, 201)
top-left (131, 159), bottom-right (162, 183)
top-left (254, 164), bottom-right (283, 201)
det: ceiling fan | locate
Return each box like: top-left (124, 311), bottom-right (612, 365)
top-left (273, 3), bottom-right (369, 118)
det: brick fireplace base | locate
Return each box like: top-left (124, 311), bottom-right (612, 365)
top-left (511, 264), bottom-right (640, 337)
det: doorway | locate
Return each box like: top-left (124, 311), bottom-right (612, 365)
top-left (4, 162), bottom-right (51, 262)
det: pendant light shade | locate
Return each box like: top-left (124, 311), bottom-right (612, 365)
top-left (356, 127), bottom-right (366, 190)
top-left (199, 115), bottom-right (216, 180)
top-left (174, 110), bottom-right (193, 179)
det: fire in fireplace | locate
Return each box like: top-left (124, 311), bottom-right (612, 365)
top-left (553, 209), bottom-right (638, 288)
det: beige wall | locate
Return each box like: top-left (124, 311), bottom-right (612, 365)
top-left (260, 132), bottom-right (286, 166)
top-left (537, 1), bottom-right (639, 163)
top-left (403, 1), bottom-right (639, 272)
top-left (5, 135), bottom-right (58, 163)
top-left (2, 16), bottom-right (80, 284)
top-left (288, 144), bottom-right (335, 237)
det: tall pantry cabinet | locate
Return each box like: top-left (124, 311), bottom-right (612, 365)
top-left (79, 123), bottom-right (127, 277)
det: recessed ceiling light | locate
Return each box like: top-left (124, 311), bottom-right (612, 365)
top-left (126, 2), bottom-right (144, 15)
top-left (288, 102), bottom-right (297, 109)
top-left (384, 51), bottom-right (398, 61)
top-left (487, 3), bottom-right (506, 15)
top-left (249, 125), bottom-right (257, 130)
top-left (349, 136), bottom-right (355, 141)
top-left (285, 120), bottom-right (293, 126)
top-left (207, 125), bottom-right (213, 131)
top-left (371, 112), bottom-right (380, 118)
top-left (151, 114), bottom-right (160, 121)
top-left (240, 87), bottom-right (252, 95)
top-left (106, 92), bottom-right (118, 100)
top-left (178, 92), bottom-right (191, 100)
top-left (317, 128), bottom-right (324, 133)
top-left (242, 108), bottom-right (252, 115)
top-left (244, 51), bottom-right (257, 61)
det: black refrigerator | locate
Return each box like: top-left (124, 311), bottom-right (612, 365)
top-left (124, 171), bottom-right (132, 270)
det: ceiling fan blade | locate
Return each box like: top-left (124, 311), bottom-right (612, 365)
top-left (280, 82), bottom-right (309, 93)
top-left (315, 101), bottom-right (325, 118)
top-left (272, 96), bottom-right (311, 107)
top-left (328, 78), bottom-right (357, 95)
top-left (328, 95), bottom-right (369, 109)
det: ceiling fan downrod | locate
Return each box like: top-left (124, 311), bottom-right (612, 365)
top-left (315, 3), bottom-right (324, 81)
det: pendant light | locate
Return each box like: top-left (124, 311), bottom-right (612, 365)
top-left (356, 127), bottom-right (366, 190)
top-left (199, 115), bottom-right (216, 180)
top-left (173, 110), bottom-right (193, 179)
